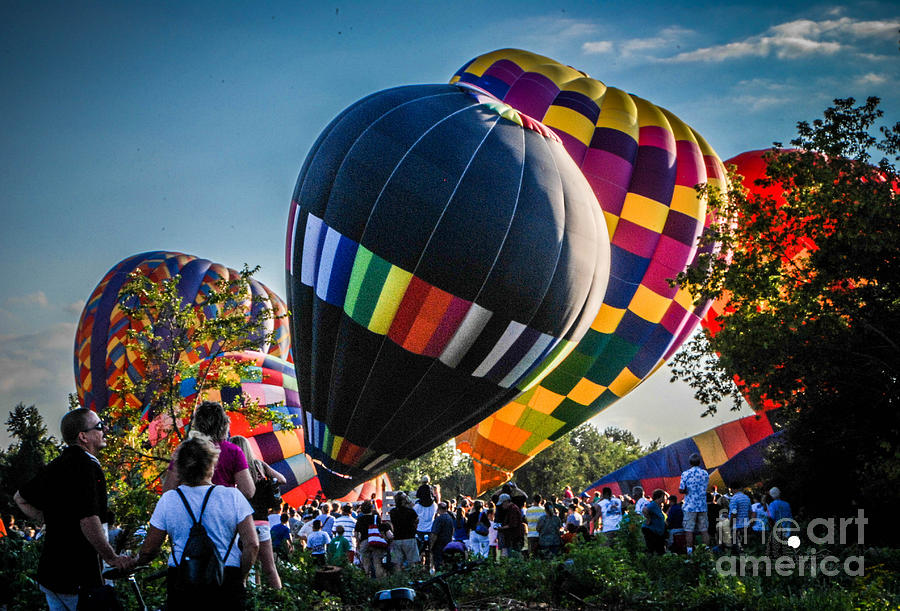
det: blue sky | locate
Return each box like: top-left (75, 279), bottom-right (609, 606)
top-left (1, 1), bottom-right (897, 447)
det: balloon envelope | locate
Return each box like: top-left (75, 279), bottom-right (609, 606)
top-left (178, 351), bottom-right (320, 506)
top-left (286, 83), bottom-right (610, 497)
top-left (583, 409), bottom-right (786, 497)
top-left (74, 251), bottom-right (291, 419)
top-left (700, 149), bottom-right (815, 411)
top-left (450, 49), bottom-right (727, 492)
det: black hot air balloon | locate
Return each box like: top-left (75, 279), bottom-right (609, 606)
top-left (286, 84), bottom-right (610, 496)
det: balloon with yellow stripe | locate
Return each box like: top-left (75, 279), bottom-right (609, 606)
top-left (451, 49), bottom-right (728, 493)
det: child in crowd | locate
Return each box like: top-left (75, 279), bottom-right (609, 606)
top-left (306, 519), bottom-right (331, 566)
top-left (326, 525), bottom-right (351, 565)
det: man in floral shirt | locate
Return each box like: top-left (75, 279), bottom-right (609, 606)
top-left (679, 453), bottom-right (710, 553)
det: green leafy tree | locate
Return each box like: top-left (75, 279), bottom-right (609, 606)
top-left (98, 266), bottom-right (294, 533)
top-left (387, 441), bottom-right (475, 498)
top-left (513, 424), bottom-right (660, 497)
top-left (672, 97), bottom-right (899, 539)
top-left (0, 405), bottom-right (60, 518)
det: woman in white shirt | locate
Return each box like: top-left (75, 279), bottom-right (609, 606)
top-left (137, 433), bottom-right (259, 610)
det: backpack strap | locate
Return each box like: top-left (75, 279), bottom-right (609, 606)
top-left (174, 486), bottom-right (217, 567)
top-left (197, 485), bottom-right (216, 524)
top-left (223, 530), bottom-right (238, 563)
top-left (174, 487), bottom-right (198, 525)
top-left (174, 485), bottom-right (217, 526)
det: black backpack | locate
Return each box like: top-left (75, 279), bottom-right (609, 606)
top-left (249, 471), bottom-right (283, 520)
top-left (174, 486), bottom-right (236, 588)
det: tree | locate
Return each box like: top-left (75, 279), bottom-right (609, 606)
top-left (672, 97), bottom-right (899, 539)
top-left (0, 405), bottom-right (60, 518)
top-left (387, 441), bottom-right (475, 498)
top-left (98, 266), bottom-right (294, 532)
top-left (513, 424), bottom-right (660, 498)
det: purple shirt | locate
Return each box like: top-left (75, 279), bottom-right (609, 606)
top-left (167, 439), bottom-right (248, 487)
top-left (213, 440), bottom-right (249, 487)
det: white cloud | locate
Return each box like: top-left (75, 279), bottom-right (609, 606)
top-left (582, 40), bottom-right (612, 54)
top-left (0, 323), bottom-right (76, 394)
top-left (661, 16), bottom-right (898, 63)
top-left (583, 25), bottom-right (696, 59)
top-left (5, 290), bottom-right (49, 308)
top-left (855, 72), bottom-right (888, 86)
top-left (0, 323), bottom-right (79, 446)
top-left (718, 76), bottom-right (836, 113)
top-left (64, 300), bottom-right (86, 316)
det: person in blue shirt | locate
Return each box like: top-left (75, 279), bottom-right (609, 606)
top-left (766, 487), bottom-right (794, 558)
top-left (641, 490), bottom-right (667, 555)
top-left (729, 489), bottom-right (752, 551)
top-left (270, 513), bottom-right (293, 560)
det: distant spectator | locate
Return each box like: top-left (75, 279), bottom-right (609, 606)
top-left (641, 490), bottom-right (667, 555)
top-left (767, 487), bottom-right (794, 558)
top-left (560, 523), bottom-right (578, 551)
top-left (525, 495), bottom-right (544, 557)
top-left (679, 453), bottom-right (710, 553)
top-left (729, 489), bottom-right (752, 550)
top-left (306, 519), bottom-right (331, 566)
top-left (326, 524), bottom-right (351, 565)
top-left (597, 487), bottom-right (623, 542)
top-left (633, 486), bottom-right (650, 515)
top-left (271, 513), bottom-right (293, 560)
top-left (388, 493), bottom-right (419, 570)
top-left (416, 476), bottom-right (435, 507)
top-left (498, 494), bottom-right (524, 558)
top-left (750, 494), bottom-right (770, 546)
top-left (665, 494), bottom-right (686, 553)
top-left (334, 504), bottom-right (357, 551)
top-left (466, 500), bottom-right (491, 558)
top-left (355, 500), bottom-right (388, 578)
top-left (431, 502), bottom-right (455, 569)
top-left (536, 502), bottom-right (563, 557)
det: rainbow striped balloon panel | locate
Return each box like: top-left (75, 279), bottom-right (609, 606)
top-left (286, 83), bottom-right (610, 497)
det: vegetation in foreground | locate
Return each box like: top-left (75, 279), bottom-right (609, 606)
top-left (2, 515), bottom-right (898, 610)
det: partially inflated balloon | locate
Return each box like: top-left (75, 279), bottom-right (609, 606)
top-left (286, 84), bottom-right (610, 497)
top-left (583, 409), bottom-right (785, 497)
top-left (336, 474), bottom-right (393, 505)
top-left (451, 49), bottom-right (728, 493)
top-left (178, 351), bottom-right (319, 506)
top-left (74, 251), bottom-right (291, 418)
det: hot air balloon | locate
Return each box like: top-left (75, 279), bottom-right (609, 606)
top-left (583, 409), bottom-right (786, 498)
top-left (286, 83), bottom-right (611, 497)
top-left (74, 251), bottom-right (292, 419)
top-left (450, 49), bottom-right (728, 492)
top-left (176, 351), bottom-right (320, 506)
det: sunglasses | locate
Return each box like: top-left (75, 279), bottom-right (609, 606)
top-left (83, 421), bottom-right (106, 433)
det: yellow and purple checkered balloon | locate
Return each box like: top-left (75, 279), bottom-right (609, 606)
top-left (450, 49), bottom-right (728, 493)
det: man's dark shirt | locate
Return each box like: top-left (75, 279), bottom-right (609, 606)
top-left (502, 504), bottom-right (524, 544)
top-left (388, 505), bottom-right (418, 540)
top-left (19, 446), bottom-right (109, 594)
top-left (271, 523), bottom-right (291, 550)
top-left (431, 512), bottom-right (454, 548)
top-left (666, 503), bottom-right (684, 530)
top-left (355, 513), bottom-right (376, 542)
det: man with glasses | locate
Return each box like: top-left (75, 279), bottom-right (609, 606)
top-left (15, 407), bottom-right (133, 610)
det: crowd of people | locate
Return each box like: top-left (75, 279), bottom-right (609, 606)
top-left (6, 404), bottom-right (794, 610)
